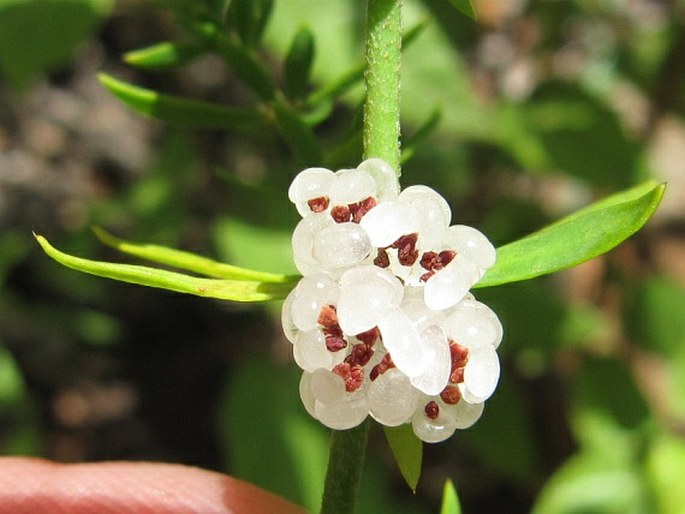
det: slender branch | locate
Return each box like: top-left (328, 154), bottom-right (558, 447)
top-left (363, 0), bottom-right (403, 173)
top-left (319, 419), bottom-right (370, 514)
top-left (319, 2), bottom-right (403, 513)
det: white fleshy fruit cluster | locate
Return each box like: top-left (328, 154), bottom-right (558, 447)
top-left (282, 158), bottom-right (502, 443)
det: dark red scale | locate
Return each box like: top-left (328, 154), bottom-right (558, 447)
top-left (448, 341), bottom-right (469, 384)
top-left (307, 196), bottom-right (329, 213)
top-left (424, 401), bottom-right (440, 419)
top-left (391, 233), bottom-right (419, 266)
top-left (349, 197), bottom-right (377, 223)
top-left (317, 305), bottom-right (338, 327)
top-left (370, 353), bottom-right (395, 381)
top-left (331, 205), bottom-right (351, 223)
top-left (440, 385), bottom-right (462, 405)
top-left (450, 367), bottom-right (465, 384)
top-left (420, 251), bottom-right (439, 270)
top-left (355, 326), bottom-right (380, 345)
top-left (345, 344), bottom-right (374, 367)
top-left (419, 270), bottom-right (435, 282)
top-left (325, 334), bottom-right (347, 352)
top-left (332, 362), bottom-right (364, 392)
top-left (373, 248), bottom-right (390, 268)
top-left (438, 250), bottom-right (456, 267)
top-left (319, 305), bottom-right (347, 352)
top-left (419, 249), bottom-right (457, 281)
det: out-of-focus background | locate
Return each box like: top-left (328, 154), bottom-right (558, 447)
top-left (1, 0), bottom-right (684, 512)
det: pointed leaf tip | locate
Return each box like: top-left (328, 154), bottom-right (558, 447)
top-left (447, 0), bottom-right (477, 20)
top-left (477, 181), bottom-right (665, 288)
top-left (90, 226), bottom-right (296, 283)
top-left (98, 73), bottom-right (262, 131)
top-left (440, 479), bottom-right (462, 514)
top-left (35, 233), bottom-right (296, 302)
top-left (384, 424), bottom-right (422, 491)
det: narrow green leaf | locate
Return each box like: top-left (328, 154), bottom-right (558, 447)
top-left (440, 480), bottom-right (462, 514)
top-left (214, 34), bottom-right (275, 101)
top-left (92, 227), bottom-right (296, 283)
top-left (226, 0), bottom-right (273, 48)
top-left (384, 424), bottom-right (422, 491)
top-left (98, 73), bottom-right (262, 130)
top-left (273, 100), bottom-right (323, 163)
top-left (447, 0), bottom-right (476, 19)
top-left (476, 182), bottom-right (665, 288)
top-left (35, 234), bottom-right (296, 302)
top-left (284, 26), bottom-right (315, 99)
top-left (124, 41), bottom-right (205, 69)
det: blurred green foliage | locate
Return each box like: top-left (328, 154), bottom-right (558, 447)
top-left (0, 0), bottom-right (113, 89)
top-left (1, 0), bottom-right (684, 513)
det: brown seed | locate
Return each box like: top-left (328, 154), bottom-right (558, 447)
top-left (307, 196), bottom-right (330, 213)
top-left (424, 401), bottom-right (440, 419)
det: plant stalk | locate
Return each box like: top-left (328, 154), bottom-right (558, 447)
top-left (363, 0), bottom-right (403, 173)
top-left (319, 419), bottom-right (370, 514)
top-left (319, 1), bottom-right (402, 514)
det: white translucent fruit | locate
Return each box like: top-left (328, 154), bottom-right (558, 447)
top-left (424, 258), bottom-right (483, 311)
top-left (442, 225), bottom-right (496, 270)
top-left (368, 368), bottom-right (418, 426)
top-left (312, 222), bottom-right (372, 270)
top-left (409, 325), bottom-right (451, 395)
top-left (294, 329), bottom-right (342, 372)
top-left (290, 275), bottom-right (339, 332)
top-left (398, 185), bottom-right (452, 247)
top-left (291, 214), bottom-right (330, 275)
top-left (288, 167), bottom-right (335, 217)
top-left (300, 370), bottom-right (369, 430)
top-left (359, 201), bottom-right (420, 248)
top-left (356, 158), bottom-right (400, 203)
top-left (411, 398), bottom-right (484, 443)
top-left (286, 159), bottom-right (502, 443)
top-left (442, 297), bottom-right (503, 349)
top-left (377, 307), bottom-right (425, 379)
top-left (461, 344), bottom-right (500, 404)
top-left (329, 168), bottom-right (377, 205)
top-left (336, 266), bottom-right (404, 335)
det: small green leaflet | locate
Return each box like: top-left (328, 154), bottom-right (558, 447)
top-left (91, 227), bottom-right (293, 283)
top-left (384, 424), bottom-right (422, 491)
top-left (98, 73), bottom-right (262, 131)
top-left (447, 0), bottom-right (476, 20)
top-left (124, 41), bottom-right (204, 69)
top-left (35, 233), bottom-right (297, 302)
top-left (477, 181), bottom-right (665, 288)
top-left (440, 480), bottom-right (462, 514)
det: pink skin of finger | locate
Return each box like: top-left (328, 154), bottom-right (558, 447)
top-left (0, 458), bottom-right (307, 514)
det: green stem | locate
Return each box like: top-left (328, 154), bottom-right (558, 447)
top-left (319, 2), bottom-right (402, 514)
top-left (363, 0), bottom-right (403, 173)
top-left (319, 419), bottom-right (370, 514)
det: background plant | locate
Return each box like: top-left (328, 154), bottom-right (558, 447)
top-left (1, 0), bottom-right (684, 513)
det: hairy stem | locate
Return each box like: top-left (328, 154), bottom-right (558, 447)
top-left (319, 419), bottom-right (370, 514)
top-left (363, 0), bottom-right (403, 173)
top-left (319, 2), bottom-right (402, 514)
